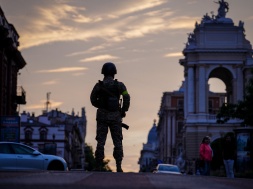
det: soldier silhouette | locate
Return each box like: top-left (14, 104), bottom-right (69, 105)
top-left (90, 62), bottom-right (130, 172)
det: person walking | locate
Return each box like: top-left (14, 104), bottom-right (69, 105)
top-left (222, 134), bottom-right (236, 178)
top-left (199, 136), bottom-right (213, 176)
top-left (90, 62), bottom-right (130, 172)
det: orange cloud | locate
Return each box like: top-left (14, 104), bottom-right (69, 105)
top-left (165, 52), bottom-right (183, 57)
top-left (24, 101), bottom-right (63, 110)
top-left (37, 67), bottom-right (87, 73)
top-left (42, 80), bottom-right (59, 85)
top-left (80, 54), bottom-right (119, 62)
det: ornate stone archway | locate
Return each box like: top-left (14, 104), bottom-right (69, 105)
top-left (179, 1), bottom-right (253, 160)
top-left (208, 66), bottom-right (234, 103)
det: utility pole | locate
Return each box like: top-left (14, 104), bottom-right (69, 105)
top-left (45, 92), bottom-right (51, 113)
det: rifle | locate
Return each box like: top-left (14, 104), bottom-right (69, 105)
top-left (119, 98), bottom-right (130, 130)
top-left (121, 123), bottom-right (129, 130)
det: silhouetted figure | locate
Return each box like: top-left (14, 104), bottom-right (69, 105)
top-left (222, 134), bottom-right (236, 178)
top-left (90, 62), bottom-right (130, 172)
top-left (199, 136), bottom-right (213, 176)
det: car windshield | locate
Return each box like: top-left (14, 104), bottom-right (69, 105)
top-left (158, 165), bottom-right (179, 172)
top-left (11, 143), bottom-right (35, 154)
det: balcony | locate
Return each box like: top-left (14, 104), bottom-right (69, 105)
top-left (16, 86), bottom-right (26, 104)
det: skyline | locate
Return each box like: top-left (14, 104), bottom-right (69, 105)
top-left (1, 0), bottom-right (253, 172)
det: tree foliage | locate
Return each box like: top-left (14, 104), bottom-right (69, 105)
top-left (85, 143), bottom-right (112, 172)
top-left (217, 69), bottom-right (253, 126)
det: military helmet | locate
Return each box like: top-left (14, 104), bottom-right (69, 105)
top-left (101, 62), bottom-right (117, 75)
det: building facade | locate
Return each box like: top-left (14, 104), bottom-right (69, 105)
top-left (180, 1), bottom-right (253, 162)
top-left (157, 0), bottom-right (253, 173)
top-left (180, 0), bottom-right (253, 161)
top-left (138, 120), bottom-right (158, 172)
top-left (0, 7), bottom-right (26, 116)
top-left (157, 83), bottom-right (184, 164)
top-left (157, 83), bottom-right (226, 164)
top-left (20, 108), bottom-right (87, 170)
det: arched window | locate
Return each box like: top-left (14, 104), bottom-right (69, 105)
top-left (40, 131), bottom-right (47, 140)
top-left (24, 126), bottom-right (33, 141)
top-left (25, 131), bottom-right (32, 141)
top-left (39, 127), bottom-right (48, 141)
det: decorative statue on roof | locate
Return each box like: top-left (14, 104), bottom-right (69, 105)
top-left (215, 0), bottom-right (229, 18)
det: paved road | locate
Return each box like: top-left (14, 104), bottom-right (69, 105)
top-left (0, 171), bottom-right (253, 189)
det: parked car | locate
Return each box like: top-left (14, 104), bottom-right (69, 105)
top-left (153, 164), bottom-right (182, 175)
top-left (0, 142), bottom-right (68, 171)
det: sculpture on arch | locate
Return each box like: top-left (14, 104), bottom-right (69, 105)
top-left (215, 0), bottom-right (229, 18)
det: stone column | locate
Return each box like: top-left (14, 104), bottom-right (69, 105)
top-left (172, 112), bottom-right (176, 147)
top-left (236, 67), bottom-right (243, 101)
top-left (198, 66), bottom-right (206, 113)
top-left (166, 114), bottom-right (171, 160)
top-left (187, 67), bottom-right (194, 113)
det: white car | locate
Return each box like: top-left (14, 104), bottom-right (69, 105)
top-left (153, 164), bottom-right (182, 175)
top-left (0, 142), bottom-right (68, 171)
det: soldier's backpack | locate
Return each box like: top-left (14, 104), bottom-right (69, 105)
top-left (98, 80), bottom-right (120, 112)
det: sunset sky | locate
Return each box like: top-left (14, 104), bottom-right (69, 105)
top-left (1, 0), bottom-right (253, 172)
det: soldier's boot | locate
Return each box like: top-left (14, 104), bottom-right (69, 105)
top-left (93, 159), bottom-right (103, 172)
top-left (116, 161), bottom-right (123, 172)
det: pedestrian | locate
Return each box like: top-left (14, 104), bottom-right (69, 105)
top-left (90, 62), bottom-right (130, 172)
top-left (175, 152), bottom-right (186, 174)
top-left (222, 134), bottom-right (236, 178)
top-left (199, 136), bottom-right (212, 175)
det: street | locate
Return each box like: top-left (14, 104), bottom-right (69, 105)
top-left (0, 171), bottom-right (253, 189)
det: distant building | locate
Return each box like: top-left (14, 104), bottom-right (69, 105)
top-left (20, 108), bottom-right (87, 170)
top-left (157, 83), bottom-right (184, 164)
top-left (0, 6), bottom-right (26, 116)
top-left (157, 82), bottom-right (226, 164)
top-left (138, 120), bottom-right (158, 172)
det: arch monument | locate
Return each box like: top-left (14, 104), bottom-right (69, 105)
top-left (179, 0), bottom-right (253, 160)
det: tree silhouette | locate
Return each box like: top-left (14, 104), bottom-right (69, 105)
top-left (85, 143), bottom-right (112, 172)
top-left (217, 69), bottom-right (253, 126)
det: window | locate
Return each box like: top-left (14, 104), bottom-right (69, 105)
top-left (39, 127), bottom-right (48, 141)
top-left (177, 99), bottom-right (184, 113)
top-left (209, 100), bottom-right (213, 114)
top-left (25, 131), bottom-right (32, 141)
top-left (11, 144), bottom-right (35, 155)
top-left (177, 121), bottom-right (184, 134)
top-left (177, 99), bottom-right (184, 108)
top-left (40, 131), bottom-right (47, 140)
